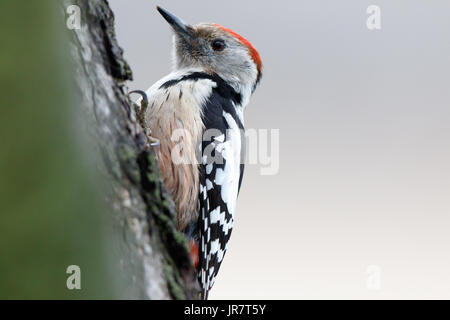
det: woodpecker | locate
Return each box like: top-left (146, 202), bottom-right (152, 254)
top-left (142, 6), bottom-right (262, 298)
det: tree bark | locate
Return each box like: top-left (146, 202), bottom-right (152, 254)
top-left (63, 0), bottom-right (199, 299)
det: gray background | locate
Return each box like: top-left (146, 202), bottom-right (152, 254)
top-left (109, 0), bottom-right (450, 299)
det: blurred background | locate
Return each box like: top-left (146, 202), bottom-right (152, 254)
top-left (0, 1), bottom-right (114, 298)
top-left (1, 0), bottom-right (449, 299)
top-left (109, 0), bottom-right (450, 299)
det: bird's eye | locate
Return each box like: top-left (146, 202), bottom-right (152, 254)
top-left (211, 39), bottom-right (226, 51)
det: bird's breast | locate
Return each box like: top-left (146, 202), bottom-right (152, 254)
top-left (144, 72), bottom-right (216, 230)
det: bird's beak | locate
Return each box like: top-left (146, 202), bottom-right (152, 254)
top-left (156, 6), bottom-right (193, 40)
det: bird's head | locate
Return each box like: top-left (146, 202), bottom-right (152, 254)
top-left (157, 6), bottom-right (262, 95)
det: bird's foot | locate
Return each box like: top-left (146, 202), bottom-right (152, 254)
top-left (128, 90), bottom-right (149, 129)
top-left (128, 90), bottom-right (160, 149)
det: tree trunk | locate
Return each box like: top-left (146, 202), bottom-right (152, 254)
top-left (64, 0), bottom-right (199, 299)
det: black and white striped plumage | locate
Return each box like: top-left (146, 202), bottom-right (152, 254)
top-left (143, 7), bottom-right (262, 299)
top-left (197, 74), bottom-right (245, 295)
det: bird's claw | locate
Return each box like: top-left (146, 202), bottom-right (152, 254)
top-left (128, 90), bottom-right (148, 106)
top-left (128, 90), bottom-right (160, 149)
top-left (148, 136), bottom-right (160, 147)
top-left (128, 90), bottom-right (149, 129)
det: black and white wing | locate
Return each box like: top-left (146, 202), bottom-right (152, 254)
top-left (198, 80), bottom-right (245, 297)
